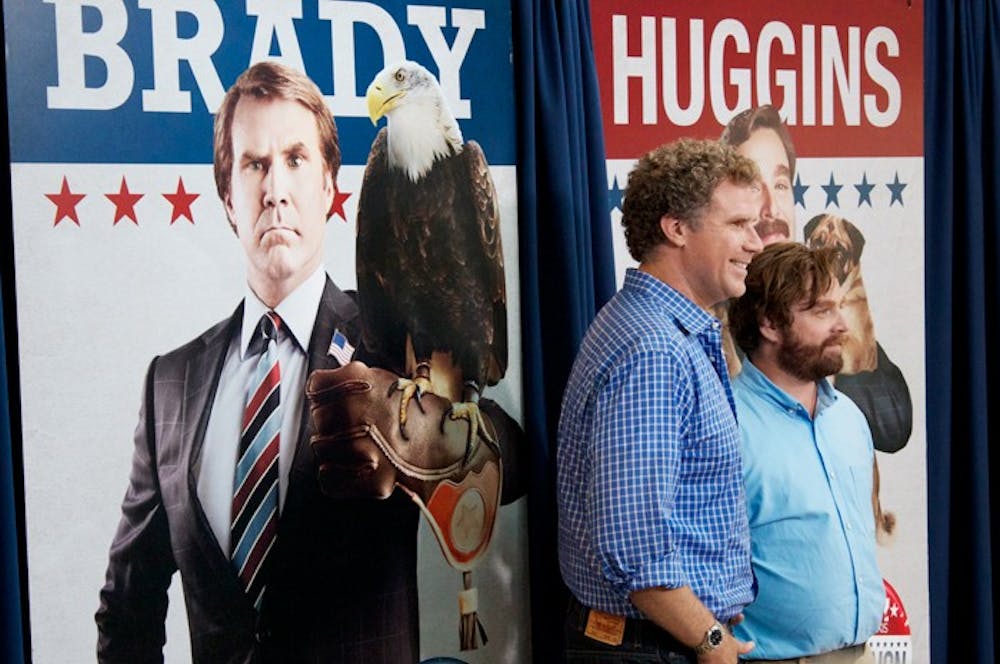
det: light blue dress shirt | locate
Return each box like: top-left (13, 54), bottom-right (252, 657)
top-left (557, 268), bottom-right (754, 622)
top-left (198, 266), bottom-right (326, 554)
top-left (732, 359), bottom-right (885, 659)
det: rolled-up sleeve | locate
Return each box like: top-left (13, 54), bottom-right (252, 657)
top-left (590, 348), bottom-right (692, 597)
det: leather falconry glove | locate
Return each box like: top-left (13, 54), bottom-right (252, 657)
top-left (306, 360), bottom-right (502, 650)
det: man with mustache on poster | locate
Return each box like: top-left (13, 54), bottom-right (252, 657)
top-left (721, 104), bottom-right (912, 454)
top-left (94, 62), bottom-right (425, 663)
top-left (558, 139), bottom-right (761, 663)
top-left (728, 243), bottom-right (883, 664)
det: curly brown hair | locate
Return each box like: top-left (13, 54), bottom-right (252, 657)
top-left (729, 242), bottom-right (839, 356)
top-left (213, 62), bottom-right (340, 229)
top-left (622, 138), bottom-right (759, 262)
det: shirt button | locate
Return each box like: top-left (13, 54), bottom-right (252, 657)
top-left (830, 472), bottom-right (836, 480)
top-left (846, 523), bottom-right (852, 530)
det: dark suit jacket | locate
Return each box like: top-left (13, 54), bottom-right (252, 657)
top-left (835, 342), bottom-right (913, 453)
top-left (96, 278), bottom-right (420, 664)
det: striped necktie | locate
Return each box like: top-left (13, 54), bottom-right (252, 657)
top-left (231, 311), bottom-right (282, 609)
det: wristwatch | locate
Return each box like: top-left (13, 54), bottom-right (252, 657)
top-left (693, 621), bottom-right (725, 655)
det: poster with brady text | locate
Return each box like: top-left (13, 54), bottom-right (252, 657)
top-left (3, 1), bottom-right (530, 662)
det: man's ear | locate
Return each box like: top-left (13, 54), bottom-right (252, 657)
top-left (759, 315), bottom-right (783, 345)
top-left (323, 170), bottom-right (335, 221)
top-left (659, 215), bottom-right (688, 247)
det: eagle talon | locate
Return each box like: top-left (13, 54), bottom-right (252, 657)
top-left (413, 389), bottom-right (427, 415)
top-left (393, 375), bottom-right (433, 439)
top-left (443, 401), bottom-right (494, 466)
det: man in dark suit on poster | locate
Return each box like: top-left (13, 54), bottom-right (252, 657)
top-left (95, 61), bottom-right (423, 663)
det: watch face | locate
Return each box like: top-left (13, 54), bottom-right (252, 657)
top-left (695, 622), bottom-right (726, 654)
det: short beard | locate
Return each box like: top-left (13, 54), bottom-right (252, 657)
top-left (776, 329), bottom-right (845, 382)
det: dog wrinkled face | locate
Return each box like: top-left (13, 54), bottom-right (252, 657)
top-left (803, 214), bottom-right (866, 285)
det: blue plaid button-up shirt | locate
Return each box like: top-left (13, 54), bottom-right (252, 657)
top-left (557, 268), bottom-right (754, 622)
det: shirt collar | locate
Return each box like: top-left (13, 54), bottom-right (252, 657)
top-left (240, 266), bottom-right (326, 359)
top-left (623, 268), bottom-right (719, 337)
top-left (737, 358), bottom-right (838, 414)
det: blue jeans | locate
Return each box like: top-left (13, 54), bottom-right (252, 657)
top-left (564, 596), bottom-right (696, 664)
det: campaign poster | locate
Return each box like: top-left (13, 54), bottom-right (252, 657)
top-left (590, 1), bottom-right (925, 662)
top-left (2, 1), bottom-right (530, 662)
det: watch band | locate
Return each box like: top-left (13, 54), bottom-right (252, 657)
top-left (693, 620), bottom-right (725, 655)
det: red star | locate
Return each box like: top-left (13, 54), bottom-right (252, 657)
top-left (328, 188), bottom-right (351, 221)
top-left (45, 176), bottom-right (86, 226)
top-left (163, 177), bottom-right (199, 224)
top-left (105, 177), bottom-right (144, 225)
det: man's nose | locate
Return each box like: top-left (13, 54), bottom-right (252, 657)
top-left (760, 183), bottom-right (779, 220)
top-left (745, 222), bottom-right (764, 254)
top-left (263, 164), bottom-right (289, 207)
top-left (834, 309), bottom-right (849, 332)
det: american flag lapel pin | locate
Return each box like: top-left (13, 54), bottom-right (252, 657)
top-left (327, 328), bottom-right (355, 365)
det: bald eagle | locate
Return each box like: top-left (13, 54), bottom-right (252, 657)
top-left (357, 61), bottom-right (507, 457)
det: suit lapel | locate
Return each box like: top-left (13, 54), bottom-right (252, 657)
top-left (179, 280), bottom-right (359, 601)
top-left (282, 277), bottom-right (360, 523)
top-left (183, 304), bottom-right (247, 594)
top-left (186, 303), bottom-right (242, 484)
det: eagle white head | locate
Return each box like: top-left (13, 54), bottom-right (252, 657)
top-left (366, 61), bottom-right (465, 183)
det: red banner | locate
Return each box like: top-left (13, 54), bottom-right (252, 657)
top-left (590, 0), bottom-right (923, 158)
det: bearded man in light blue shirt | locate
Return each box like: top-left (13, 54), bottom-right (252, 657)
top-left (727, 243), bottom-right (884, 664)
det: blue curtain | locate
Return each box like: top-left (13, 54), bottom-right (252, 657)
top-left (513, 0), bottom-right (616, 660)
top-left (925, 0), bottom-right (1000, 662)
top-left (2, 2), bottom-right (24, 652)
top-left (1, 282), bottom-right (24, 661)
top-left (1, 0), bottom-right (24, 652)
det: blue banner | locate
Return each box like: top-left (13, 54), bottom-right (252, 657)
top-left (4, 0), bottom-right (515, 165)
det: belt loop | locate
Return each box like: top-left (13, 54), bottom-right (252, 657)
top-left (625, 612), bottom-right (642, 649)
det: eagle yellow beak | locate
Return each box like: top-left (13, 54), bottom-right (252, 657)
top-left (366, 80), bottom-right (403, 125)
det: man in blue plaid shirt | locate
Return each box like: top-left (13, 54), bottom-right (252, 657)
top-left (558, 138), bottom-right (764, 663)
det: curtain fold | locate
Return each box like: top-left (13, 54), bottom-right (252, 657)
top-left (2, 5), bottom-right (25, 653)
top-left (1, 281), bottom-right (25, 662)
top-left (513, 1), bottom-right (616, 660)
top-left (925, 1), bottom-right (1000, 661)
